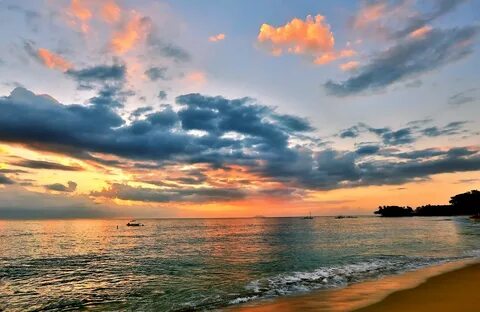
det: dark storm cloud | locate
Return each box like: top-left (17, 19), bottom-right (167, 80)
top-left (356, 153), bottom-right (480, 187)
top-left (285, 147), bottom-right (480, 190)
top-left (0, 174), bottom-right (15, 185)
top-left (66, 64), bottom-right (126, 85)
top-left (339, 126), bottom-right (360, 138)
top-left (92, 183), bottom-right (246, 203)
top-left (145, 66), bottom-right (169, 81)
top-left (421, 121), bottom-right (468, 137)
top-left (45, 181), bottom-right (77, 192)
top-left (380, 128), bottom-right (414, 145)
top-left (337, 121), bottom-right (469, 146)
top-left (271, 114), bottom-right (314, 132)
top-left (0, 88), bottom-right (310, 169)
top-left (1, 86), bottom-right (479, 195)
top-left (13, 159), bottom-right (83, 171)
top-left (324, 27), bottom-right (478, 96)
top-left (355, 144), bottom-right (380, 155)
top-left (132, 106), bottom-right (154, 118)
top-left (392, 147), bottom-right (477, 160)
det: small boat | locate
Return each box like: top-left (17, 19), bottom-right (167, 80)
top-left (127, 220), bottom-right (144, 226)
top-left (303, 212), bottom-right (314, 219)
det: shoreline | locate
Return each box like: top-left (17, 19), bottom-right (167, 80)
top-left (226, 259), bottom-right (479, 312)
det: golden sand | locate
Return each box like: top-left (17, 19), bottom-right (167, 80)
top-left (227, 260), bottom-right (479, 312)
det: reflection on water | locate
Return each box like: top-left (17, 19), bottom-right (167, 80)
top-left (0, 217), bottom-right (479, 311)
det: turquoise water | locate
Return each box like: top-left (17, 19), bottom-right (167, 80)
top-left (1, 217), bottom-right (479, 311)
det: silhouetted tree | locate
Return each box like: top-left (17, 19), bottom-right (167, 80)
top-left (449, 190), bottom-right (480, 215)
top-left (374, 190), bottom-right (479, 217)
top-left (374, 206), bottom-right (414, 217)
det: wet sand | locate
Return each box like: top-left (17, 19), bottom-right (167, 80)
top-left (227, 260), bottom-right (479, 312)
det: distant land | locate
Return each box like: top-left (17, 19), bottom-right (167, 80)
top-left (374, 190), bottom-right (480, 217)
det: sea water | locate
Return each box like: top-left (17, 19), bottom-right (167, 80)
top-left (1, 216), bottom-right (479, 311)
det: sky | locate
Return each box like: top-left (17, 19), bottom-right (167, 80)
top-left (0, 0), bottom-right (479, 219)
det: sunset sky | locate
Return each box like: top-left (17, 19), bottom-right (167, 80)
top-left (0, 0), bottom-right (479, 218)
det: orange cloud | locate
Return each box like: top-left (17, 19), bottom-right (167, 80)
top-left (314, 49), bottom-right (356, 65)
top-left (101, 0), bottom-right (121, 23)
top-left (353, 2), bottom-right (386, 29)
top-left (209, 33), bottom-right (226, 42)
top-left (111, 12), bottom-right (151, 54)
top-left (69, 0), bottom-right (92, 32)
top-left (258, 15), bottom-right (335, 55)
top-left (409, 25), bottom-right (432, 39)
top-left (258, 15), bottom-right (354, 65)
top-left (37, 48), bottom-right (73, 72)
top-left (185, 71), bottom-right (207, 85)
top-left (339, 61), bottom-right (360, 71)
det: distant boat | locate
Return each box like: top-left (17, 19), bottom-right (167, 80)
top-left (127, 220), bottom-right (144, 226)
top-left (303, 212), bottom-right (314, 219)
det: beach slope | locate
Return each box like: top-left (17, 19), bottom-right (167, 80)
top-left (354, 262), bottom-right (480, 312)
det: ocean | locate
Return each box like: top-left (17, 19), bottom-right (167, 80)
top-left (1, 216), bottom-right (479, 311)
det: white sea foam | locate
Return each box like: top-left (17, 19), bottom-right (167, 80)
top-left (233, 256), bottom-right (465, 304)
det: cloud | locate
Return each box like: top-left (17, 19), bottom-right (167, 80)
top-left (101, 0), bottom-right (121, 23)
top-left (355, 144), bottom-right (380, 155)
top-left (339, 61), bottom-right (359, 72)
top-left (146, 31), bottom-right (191, 63)
top-left (448, 88), bottom-right (478, 106)
top-left (68, 0), bottom-right (92, 33)
top-left (45, 181), bottom-right (77, 192)
top-left (158, 90), bottom-right (167, 100)
top-left (144, 66), bottom-right (168, 81)
top-left (0, 87), bottom-right (309, 169)
top-left (36, 48), bottom-right (73, 72)
top-left (67, 64), bottom-right (125, 83)
top-left (23, 42), bottom-right (72, 72)
top-left (0, 185), bottom-right (114, 219)
top-left (13, 159), bottom-right (83, 171)
top-left (257, 15), bottom-right (354, 64)
top-left (421, 121), bottom-right (468, 137)
top-left (66, 63), bottom-right (126, 92)
top-left (352, 2), bottom-right (386, 29)
top-left (92, 183), bottom-right (246, 203)
top-left (185, 71), bottom-right (207, 85)
top-left (338, 120), bottom-right (470, 146)
top-left (209, 33), bottom-right (226, 42)
top-left (324, 27), bottom-right (478, 96)
top-left (0, 174), bottom-right (15, 185)
top-left (409, 25), bottom-right (432, 39)
top-left (111, 12), bottom-right (151, 54)
top-left (0, 87), bottom-right (478, 195)
top-left (339, 126), bottom-right (360, 138)
top-left (351, 0), bottom-right (468, 40)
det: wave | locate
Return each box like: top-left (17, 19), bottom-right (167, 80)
top-left (229, 254), bottom-right (474, 306)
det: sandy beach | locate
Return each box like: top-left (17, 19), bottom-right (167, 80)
top-left (228, 260), bottom-right (480, 312)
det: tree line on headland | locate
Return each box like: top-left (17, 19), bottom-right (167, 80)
top-left (374, 190), bottom-right (480, 217)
